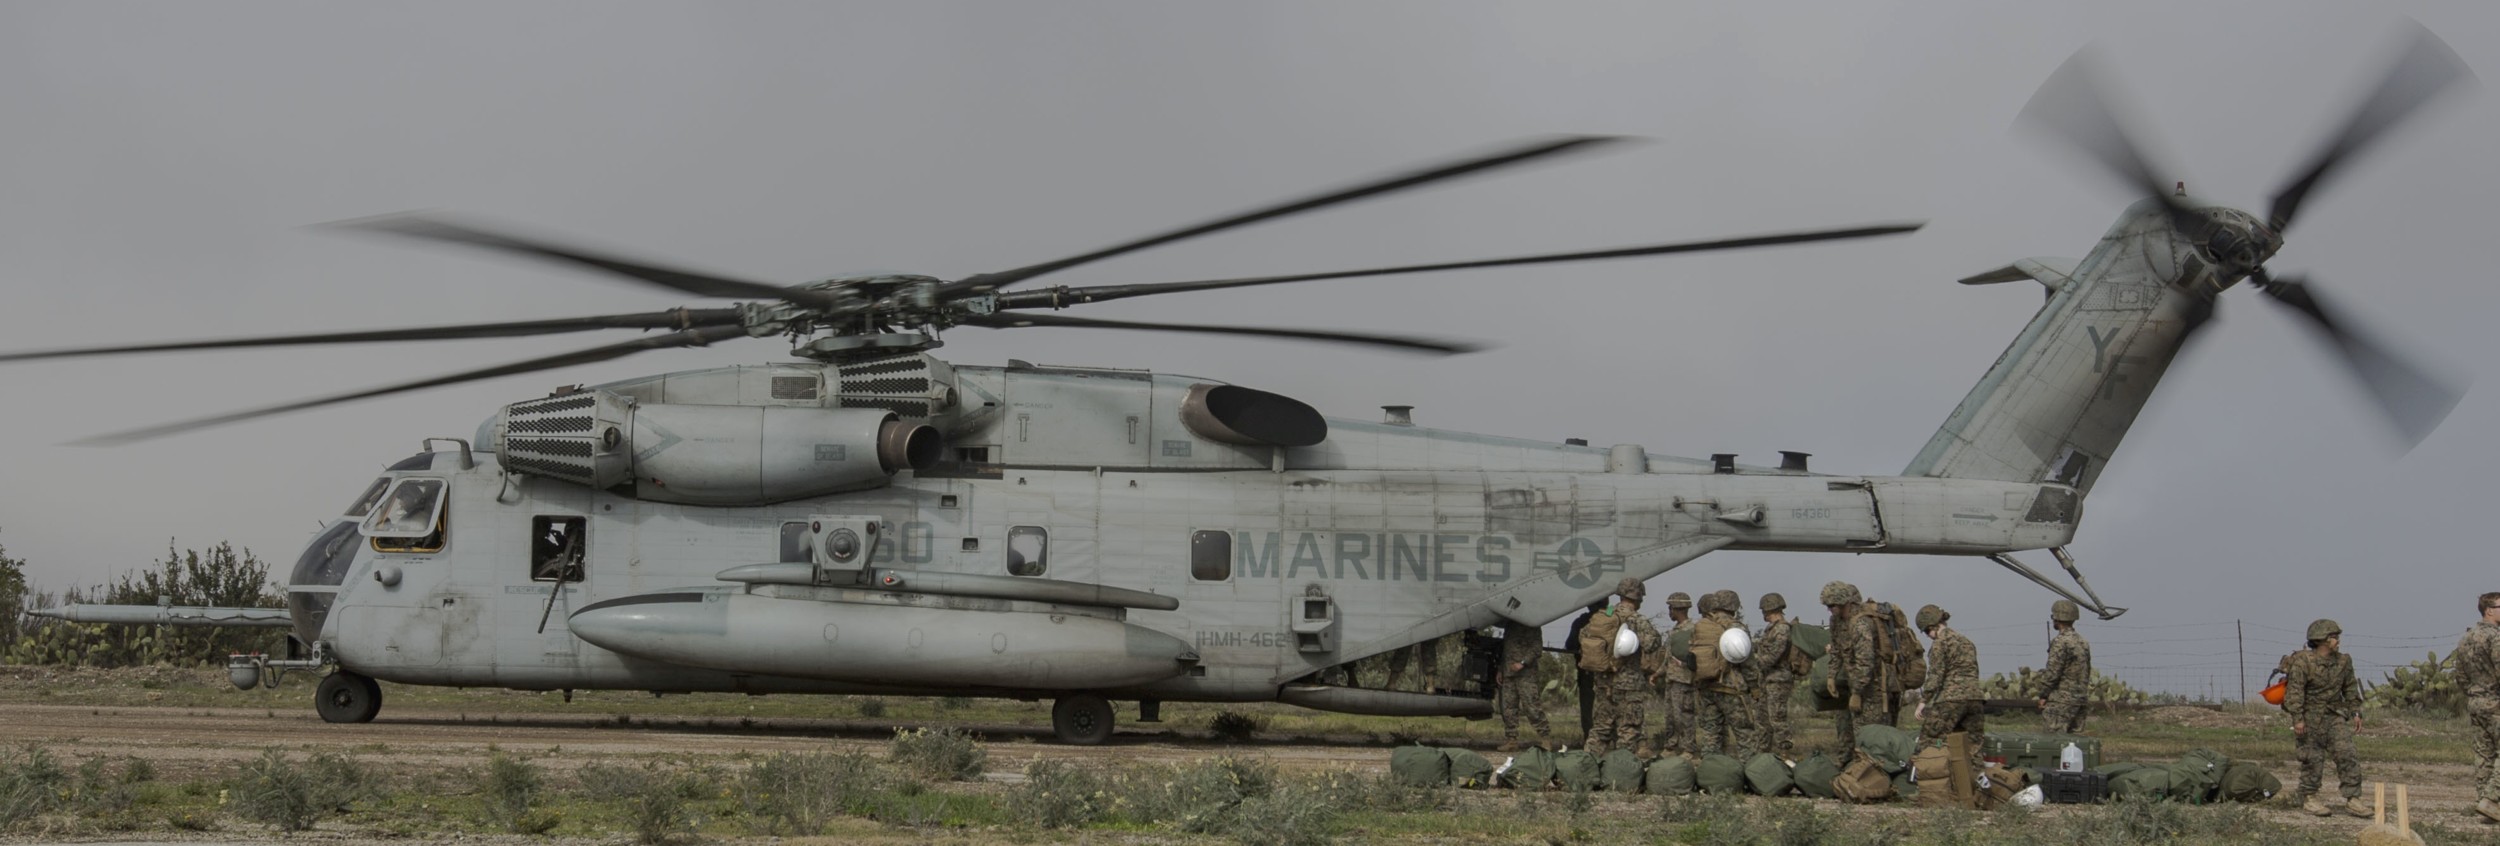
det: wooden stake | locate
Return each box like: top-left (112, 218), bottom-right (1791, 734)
top-left (2375, 782), bottom-right (2386, 824)
top-left (2398, 783), bottom-right (2409, 834)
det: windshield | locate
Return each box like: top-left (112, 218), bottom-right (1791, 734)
top-left (361, 478), bottom-right (446, 538)
top-left (344, 478), bottom-right (391, 518)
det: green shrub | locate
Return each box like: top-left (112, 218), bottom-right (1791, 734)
top-left (1008, 758), bottom-right (1109, 829)
top-left (0, 744), bottom-right (67, 831)
top-left (1225, 779), bottom-right (1342, 846)
top-left (856, 697), bottom-right (888, 718)
top-left (889, 727), bottom-right (986, 782)
top-left (482, 752), bottom-right (557, 834)
top-left (229, 749), bottom-right (324, 831)
top-left (1208, 710), bottom-right (1263, 743)
top-left (1128, 756), bottom-right (1276, 833)
top-left (575, 761), bottom-right (698, 844)
top-left (738, 750), bottom-right (885, 836)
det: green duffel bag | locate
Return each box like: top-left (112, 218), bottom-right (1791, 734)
top-left (2219, 761), bottom-right (2281, 803)
top-left (2092, 761), bottom-right (2144, 779)
top-left (1646, 755), bottom-right (1697, 796)
top-left (1856, 724), bottom-right (1918, 774)
top-left (1600, 749), bottom-right (1646, 794)
top-left (2108, 767), bottom-right (2174, 802)
top-left (1444, 748), bottom-right (1494, 789)
top-left (2165, 749), bottom-right (2229, 804)
top-left (1806, 654), bottom-right (1848, 711)
top-left (1791, 752), bottom-right (1841, 799)
top-left (1508, 746), bottom-right (1557, 790)
top-left (1555, 749), bottom-right (1603, 792)
top-left (1391, 745), bottom-right (1450, 787)
top-left (1892, 769), bottom-right (1916, 799)
top-left (1745, 752), bottom-right (1795, 797)
top-left (1790, 622), bottom-right (1831, 659)
top-left (1696, 753), bottom-right (1747, 794)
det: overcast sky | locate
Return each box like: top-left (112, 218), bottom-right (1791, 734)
top-left (2, 1), bottom-right (2493, 696)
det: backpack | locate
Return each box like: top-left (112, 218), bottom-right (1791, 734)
top-left (1644, 755), bottom-right (1697, 796)
top-left (1693, 617), bottom-right (1729, 682)
top-left (1832, 758), bottom-right (1896, 803)
top-left (1600, 749), bottom-right (1646, 794)
top-left (1869, 601), bottom-right (1927, 692)
top-left (1578, 608), bottom-right (1625, 672)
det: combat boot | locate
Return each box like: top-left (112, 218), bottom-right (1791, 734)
top-left (2300, 795), bottom-right (2331, 817)
top-left (2345, 797), bottom-right (2372, 818)
top-left (2474, 799), bottom-right (2500, 823)
top-left (1635, 745), bottom-right (1656, 759)
top-left (1497, 740), bottom-right (1519, 753)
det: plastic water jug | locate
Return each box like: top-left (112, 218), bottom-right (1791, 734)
top-left (2058, 742), bottom-right (2084, 773)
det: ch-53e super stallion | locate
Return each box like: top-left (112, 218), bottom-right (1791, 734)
top-left (21, 27), bottom-right (2471, 744)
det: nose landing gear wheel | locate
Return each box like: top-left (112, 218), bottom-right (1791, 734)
top-left (1051, 693), bottom-right (1114, 745)
top-left (315, 671), bottom-right (383, 724)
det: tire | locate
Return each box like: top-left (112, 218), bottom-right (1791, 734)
top-left (315, 671), bottom-right (383, 724)
top-left (1051, 693), bottom-right (1114, 745)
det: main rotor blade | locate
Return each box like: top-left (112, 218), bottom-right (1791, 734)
top-left (2251, 269), bottom-right (2464, 447)
top-left (333, 214), bottom-right (842, 308)
top-left (71, 324), bottom-right (751, 446)
top-left (941, 135), bottom-right (1627, 296)
top-left (992, 223), bottom-right (1924, 309)
top-left (960, 312), bottom-right (1479, 355)
top-left (2268, 21), bottom-right (2475, 232)
top-left (2017, 47), bottom-right (2197, 222)
top-left (0, 308), bottom-right (746, 364)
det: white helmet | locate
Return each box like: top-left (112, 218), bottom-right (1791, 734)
top-left (1719, 627), bottom-right (1753, 664)
top-left (2013, 785), bottom-right (2045, 807)
top-left (1612, 626), bottom-right (1640, 658)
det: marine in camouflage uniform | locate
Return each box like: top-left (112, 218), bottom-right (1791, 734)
top-left (1564, 602), bottom-right (1603, 742)
top-left (2034, 600), bottom-right (2093, 733)
top-left (1657, 592), bottom-right (1697, 755)
top-left (2285, 619), bottom-right (2368, 818)
top-left (1752, 593), bottom-right (1802, 757)
top-left (1915, 604), bottom-right (1985, 743)
top-left (1586, 578), bottom-right (1663, 757)
top-left (2457, 592), bottom-right (2500, 824)
top-left (1823, 581), bottom-right (1882, 764)
top-left (1693, 590), bottom-right (1760, 757)
top-left (1496, 619), bottom-right (1552, 751)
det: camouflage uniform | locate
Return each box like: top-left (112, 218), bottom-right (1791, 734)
top-left (1752, 596), bottom-right (1801, 757)
top-left (2284, 642), bottom-right (2364, 803)
top-left (1587, 586), bottom-right (1663, 756)
top-left (1823, 582), bottom-right (1881, 764)
top-left (1497, 620), bottom-right (1552, 745)
top-left (1692, 594), bottom-right (1758, 757)
top-left (1918, 607), bottom-right (1985, 743)
top-left (2455, 618), bottom-right (2500, 813)
top-left (1658, 592), bottom-right (1696, 755)
top-left (2036, 620), bottom-right (2092, 733)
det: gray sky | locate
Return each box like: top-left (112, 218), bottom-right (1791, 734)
top-left (2, 1), bottom-right (2493, 696)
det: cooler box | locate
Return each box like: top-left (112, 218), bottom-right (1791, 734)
top-left (2039, 769), bottom-right (2107, 804)
top-left (1979, 732), bottom-right (2100, 771)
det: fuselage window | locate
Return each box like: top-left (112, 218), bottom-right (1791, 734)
top-left (1006, 526), bottom-right (1047, 577)
top-left (1190, 530), bottom-right (1231, 581)
top-left (344, 478), bottom-right (391, 519)
top-left (779, 522), bottom-right (811, 564)
top-left (364, 478), bottom-right (448, 553)
top-left (531, 516), bottom-right (588, 582)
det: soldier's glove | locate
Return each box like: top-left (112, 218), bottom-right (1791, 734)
top-left (1848, 694), bottom-right (1860, 710)
top-left (1826, 677), bottom-right (1839, 698)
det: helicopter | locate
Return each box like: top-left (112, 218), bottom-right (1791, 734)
top-left (19, 25), bottom-right (2471, 745)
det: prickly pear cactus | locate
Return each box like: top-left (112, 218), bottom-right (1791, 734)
top-left (2365, 651), bottom-right (2461, 716)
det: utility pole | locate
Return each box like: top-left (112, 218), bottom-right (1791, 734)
top-left (2237, 619), bottom-right (2247, 705)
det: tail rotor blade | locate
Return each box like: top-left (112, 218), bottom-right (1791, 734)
top-left (2253, 270), bottom-right (2465, 447)
top-left (2268, 21), bottom-right (2475, 232)
top-left (71, 324), bottom-right (752, 446)
top-left (2018, 47), bottom-right (2192, 213)
top-left (941, 135), bottom-right (1628, 296)
top-left (960, 312), bottom-right (1479, 355)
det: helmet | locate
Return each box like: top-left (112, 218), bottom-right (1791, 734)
top-left (1760, 592), bottom-right (1787, 613)
top-left (2051, 600), bottom-right (2080, 623)
top-left (1719, 626), bottom-right (1753, 664)
top-left (1713, 590), bottom-right (1741, 614)
top-left (1615, 577), bottom-right (1646, 599)
top-left (1915, 604), bottom-right (1946, 630)
top-left (1665, 591), bottom-right (1693, 609)
top-left (1820, 581), bottom-right (1862, 607)
top-left (1697, 591), bottom-right (1724, 614)
top-left (2307, 619), bottom-right (2342, 641)
top-left (1613, 625), bottom-right (1640, 658)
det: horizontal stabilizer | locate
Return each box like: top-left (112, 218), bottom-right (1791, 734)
top-left (1958, 257), bottom-right (2082, 290)
top-left (29, 604), bottom-right (292, 628)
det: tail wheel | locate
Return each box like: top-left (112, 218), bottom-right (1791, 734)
top-left (315, 671), bottom-right (383, 724)
top-left (1051, 693), bottom-right (1114, 745)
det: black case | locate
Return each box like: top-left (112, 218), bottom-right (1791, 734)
top-left (2040, 769), bottom-right (2107, 804)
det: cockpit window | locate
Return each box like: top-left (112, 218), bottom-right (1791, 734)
top-left (344, 478), bottom-right (391, 519)
top-left (363, 478), bottom-right (448, 552)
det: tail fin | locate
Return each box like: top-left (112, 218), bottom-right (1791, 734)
top-left (1903, 222), bottom-right (2210, 496)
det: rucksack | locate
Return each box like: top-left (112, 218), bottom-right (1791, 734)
top-left (1868, 601), bottom-right (1927, 692)
top-left (1693, 617), bottom-right (1730, 682)
top-left (1832, 758), bottom-right (1895, 804)
top-left (1578, 608), bottom-right (1625, 673)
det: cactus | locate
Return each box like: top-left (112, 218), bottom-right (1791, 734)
top-left (2364, 651), bottom-right (2462, 716)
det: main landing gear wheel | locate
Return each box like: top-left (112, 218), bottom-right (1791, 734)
top-left (1052, 693), bottom-right (1114, 745)
top-left (315, 671), bottom-right (382, 724)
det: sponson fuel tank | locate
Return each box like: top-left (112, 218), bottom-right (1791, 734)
top-left (492, 390), bottom-right (940, 506)
top-left (568, 589), bottom-right (1194, 690)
